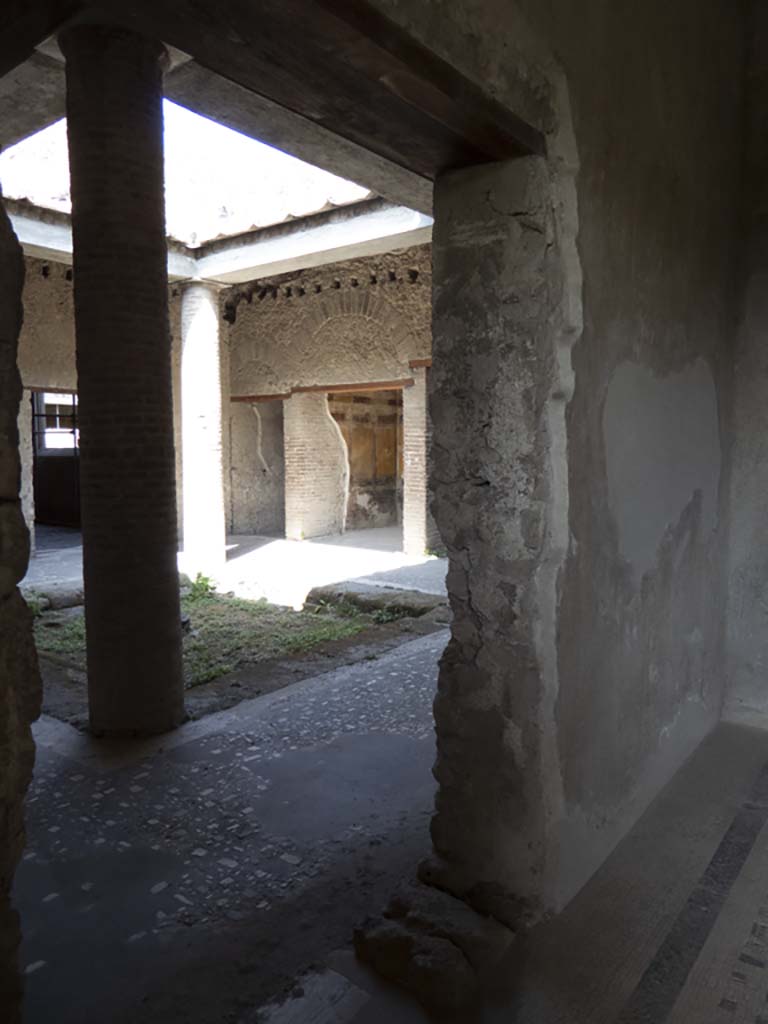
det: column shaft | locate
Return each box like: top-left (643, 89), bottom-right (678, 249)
top-left (180, 282), bottom-right (226, 576)
top-left (426, 157), bottom-right (565, 926)
top-left (61, 25), bottom-right (184, 735)
top-left (402, 368), bottom-right (430, 555)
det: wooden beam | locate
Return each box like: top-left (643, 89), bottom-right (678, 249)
top-left (313, 0), bottom-right (545, 159)
top-left (294, 379), bottom-right (414, 395)
top-left (94, 0), bottom-right (543, 180)
top-left (231, 379), bottom-right (414, 403)
top-left (27, 384), bottom-right (75, 394)
top-left (231, 392), bottom-right (291, 404)
top-left (408, 357), bottom-right (433, 369)
top-left (0, 0), bottom-right (78, 80)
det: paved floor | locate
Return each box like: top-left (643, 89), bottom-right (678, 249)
top-left (15, 630), bottom-right (446, 1024)
top-left (221, 528), bottom-right (447, 607)
top-left (252, 718), bottom-right (768, 1024)
top-left (23, 525), bottom-right (448, 608)
top-left (22, 527), bottom-right (82, 590)
top-left (21, 532), bottom-right (768, 1024)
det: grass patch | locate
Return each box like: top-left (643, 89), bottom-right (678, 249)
top-left (34, 593), bottom-right (372, 688)
top-left (35, 611), bottom-right (87, 663)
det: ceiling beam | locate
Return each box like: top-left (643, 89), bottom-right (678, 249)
top-left (0, 1), bottom-right (79, 80)
top-left (90, 0), bottom-right (544, 179)
top-left (165, 62), bottom-right (433, 215)
top-left (0, 52), bottom-right (65, 149)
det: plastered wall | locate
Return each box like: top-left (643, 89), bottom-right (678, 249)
top-left (13, 259), bottom-right (189, 540)
top-left (726, 4), bottom-right (768, 724)
top-left (17, 256), bottom-right (76, 392)
top-left (229, 399), bottom-right (285, 535)
top-left (375, 0), bottom-right (744, 914)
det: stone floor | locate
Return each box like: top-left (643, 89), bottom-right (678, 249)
top-left (22, 527), bottom-right (83, 590)
top-left (18, 543), bottom-right (768, 1023)
top-left (253, 718), bottom-right (768, 1024)
top-left (220, 528), bottom-right (447, 607)
top-left (23, 525), bottom-right (448, 608)
top-left (14, 631), bottom-right (446, 1024)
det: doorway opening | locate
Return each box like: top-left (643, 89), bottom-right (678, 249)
top-left (329, 388), bottom-right (403, 536)
top-left (31, 389), bottom-right (80, 528)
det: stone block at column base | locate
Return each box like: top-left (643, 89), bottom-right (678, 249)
top-left (353, 879), bottom-right (515, 1014)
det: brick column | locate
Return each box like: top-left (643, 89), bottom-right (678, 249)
top-left (180, 282), bottom-right (226, 576)
top-left (60, 25), bottom-right (184, 735)
top-left (284, 392), bottom-right (348, 540)
top-left (402, 368), bottom-right (435, 555)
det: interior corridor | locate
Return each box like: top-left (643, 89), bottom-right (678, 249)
top-left (262, 717), bottom-right (768, 1023)
top-left (16, 633), bottom-right (442, 1024)
top-left (17, 636), bottom-right (768, 1024)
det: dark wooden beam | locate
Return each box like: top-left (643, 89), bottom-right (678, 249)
top-left (91, 0), bottom-right (543, 180)
top-left (313, 0), bottom-right (545, 159)
top-left (231, 392), bottom-right (292, 404)
top-left (231, 379), bottom-right (415, 403)
top-left (0, 0), bottom-right (80, 80)
top-left (294, 379), bottom-right (414, 395)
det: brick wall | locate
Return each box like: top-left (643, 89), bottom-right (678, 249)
top-left (284, 392), bottom-right (348, 540)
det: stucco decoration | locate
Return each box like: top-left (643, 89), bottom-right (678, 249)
top-left (228, 246), bottom-right (431, 397)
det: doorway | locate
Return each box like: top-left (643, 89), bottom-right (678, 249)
top-left (328, 388), bottom-right (403, 533)
top-left (31, 389), bottom-right (80, 528)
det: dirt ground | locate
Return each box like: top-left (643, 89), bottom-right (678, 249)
top-left (36, 599), bottom-right (448, 730)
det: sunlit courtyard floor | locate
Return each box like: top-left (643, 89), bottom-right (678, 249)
top-left (24, 526), bottom-right (447, 610)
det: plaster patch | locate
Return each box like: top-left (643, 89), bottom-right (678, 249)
top-left (603, 359), bottom-right (720, 577)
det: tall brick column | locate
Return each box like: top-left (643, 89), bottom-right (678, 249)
top-left (60, 25), bottom-right (184, 735)
top-left (402, 368), bottom-right (439, 555)
top-left (181, 282), bottom-right (226, 576)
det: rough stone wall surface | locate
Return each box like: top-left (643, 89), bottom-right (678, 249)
top-left (374, 0), bottom-right (743, 917)
top-left (0, 197), bottom-right (41, 1023)
top-left (16, 391), bottom-right (34, 552)
top-left (229, 400), bottom-right (285, 535)
top-left (284, 392), bottom-right (348, 540)
top-left (16, 256), bottom-right (76, 392)
top-left (428, 158), bottom-right (571, 926)
top-left (726, 4), bottom-right (768, 722)
top-left (227, 245), bottom-right (431, 398)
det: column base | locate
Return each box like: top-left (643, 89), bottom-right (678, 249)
top-left (354, 877), bottom-right (514, 1014)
